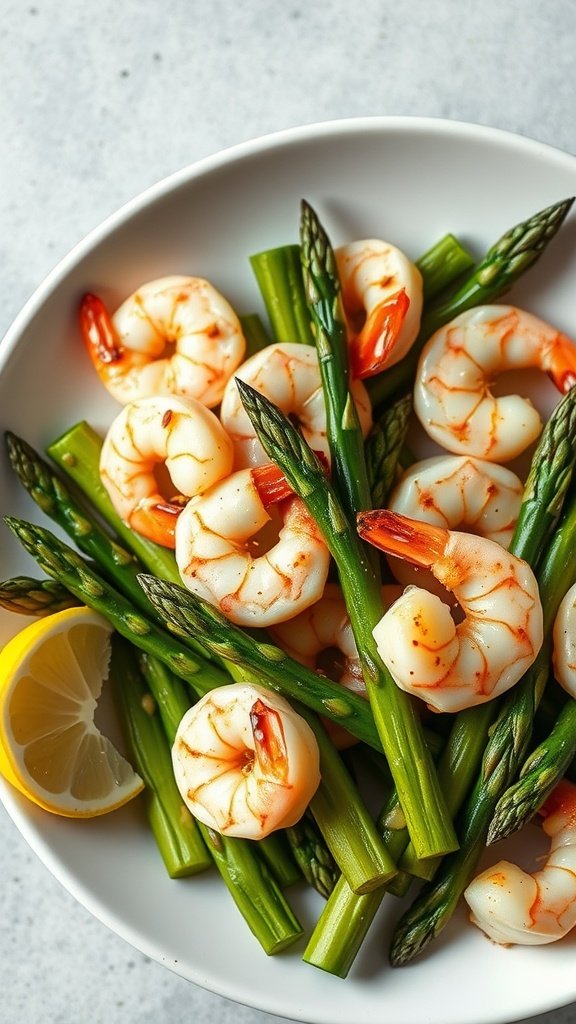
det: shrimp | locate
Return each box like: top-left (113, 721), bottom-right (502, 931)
top-left (100, 395), bottom-right (234, 547)
top-left (171, 683), bottom-right (321, 839)
top-left (335, 239), bottom-right (423, 378)
top-left (552, 580), bottom-right (576, 698)
top-left (357, 509), bottom-right (543, 714)
top-left (464, 779), bottom-right (576, 945)
top-left (219, 342), bottom-right (372, 469)
top-left (175, 469), bottom-right (330, 627)
top-left (413, 305), bottom-right (576, 461)
top-left (386, 455), bottom-right (523, 594)
top-left (80, 276), bottom-right (246, 408)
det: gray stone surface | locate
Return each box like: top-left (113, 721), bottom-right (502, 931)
top-left (1, 1), bottom-right (576, 1022)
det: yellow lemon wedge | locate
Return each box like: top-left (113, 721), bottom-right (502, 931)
top-left (0, 605), bottom-right (144, 816)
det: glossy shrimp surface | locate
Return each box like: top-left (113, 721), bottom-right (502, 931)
top-left (175, 469), bottom-right (330, 627)
top-left (335, 239), bottom-right (423, 378)
top-left (414, 305), bottom-right (576, 461)
top-left (358, 510), bottom-right (543, 713)
top-left (172, 683), bottom-right (321, 839)
top-left (386, 454), bottom-right (523, 594)
top-left (220, 342), bottom-right (372, 468)
top-left (552, 581), bottom-right (576, 698)
top-left (100, 395), bottom-right (233, 547)
top-left (81, 276), bottom-right (246, 408)
top-left (465, 779), bottom-right (576, 945)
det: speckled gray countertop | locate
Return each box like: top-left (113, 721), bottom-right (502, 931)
top-left (2, 2), bottom-right (576, 1022)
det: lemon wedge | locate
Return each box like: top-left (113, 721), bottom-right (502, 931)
top-left (0, 605), bottom-right (144, 816)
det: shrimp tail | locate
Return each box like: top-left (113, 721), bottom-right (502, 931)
top-left (250, 699), bottom-right (290, 784)
top-left (129, 499), bottom-right (183, 548)
top-left (80, 293), bottom-right (125, 376)
top-left (350, 289), bottom-right (410, 379)
top-left (546, 336), bottom-right (576, 394)
top-left (251, 452), bottom-right (330, 508)
top-left (357, 508), bottom-right (448, 567)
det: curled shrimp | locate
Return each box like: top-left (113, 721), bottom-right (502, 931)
top-left (465, 779), bottom-right (576, 945)
top-left (220, 342), bottom-right (372, 469)
top-left (386, 455), bottom-right (524, 594)
top-left (552, 580), bottom-right (576, 698)
top-left (172, 683), bottom-right (321, 839)
top-left (414, 305), bottom-right (576, 461)
top-left (175, 469), bottom-right (330, 627)
top-left (335, 239), bottom-right (423, 378)
top-left (99, 395), bottom-right (234, 547)
top-left (357, 509), bottom-right (543, 714)
top-left (81, 276), bottom-right (246, 408)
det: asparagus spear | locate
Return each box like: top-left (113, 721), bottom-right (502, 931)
top-left (487, 696), bottom-right (576, 844)
top-left (284, 812), bottom-right (339, 899)
top-left (110, 638), bottom-right (211, 878)
top-left (416, 233), bottom-right (475, 302)
top-left (250, 244), bottom-right (315, 345)
top-left (368, 197), bottom-right (574, 410)
top-left (0, 575), bottom-right (79, 616)
top-left (235, 379), bottom-right (457, 861)
top-left (238, 312), bottom-right (272, 357)
top-left (390, 488), bottom-right (576, 966)
top-left (365, 393), bottom-right (413, 508)
top-left (300, 199), bottom-right (373, 526)
top-left (3, 516), bottom-right (229, 691)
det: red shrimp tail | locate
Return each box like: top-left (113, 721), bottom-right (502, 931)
top-left (546, 335), bottom-right (576, 394)
top-left (357, 508), bottom-right (448, 567)
top-left (539, 778), bottom-right (576, 820)
top-left (250, 699), bottom-right (289, 784)
top-left (129, 500), bottom-right (183, 548)
top-left (252, 452), bottom-right (330, 508)
top-left (350, 289), bottom-right (410, 379)
top-left (80, 293), bottom-right (124, 373)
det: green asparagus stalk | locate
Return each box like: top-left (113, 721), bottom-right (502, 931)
top-left (110, 638), bottom-right (211, 878)
top-left (252, 830), bottom-right (302, 890)
top-left (487, 696), bottom-right (576, 844)
top-left (365, 394), bottom-right (413, 508)
top-left (390, 491), bottom-right (576, 966)
top-left (416, 233), bottom-right (476, 302)
top-left (284, 812), bottom-right (339, 899)
top-left (368, 196), bottom-right (574, 410)
top-left (239, 313), bottom-right (272, 358)
top-left (300, 199), bottom-right (372, 523)
top-left (137, 649), bottom-right (303, 954)
top-left (137, 572), bottom-right (383, 749)
top-left (5, 431), bottom-right (174, 618)
top-left (3, 517), bottom-right (229, 691)
top-left (235, 378), bottom-right (457, 861)
top-left (0, 575), bottom-right (80, 616)
top-left (250, 244), bottom-right (315, 345)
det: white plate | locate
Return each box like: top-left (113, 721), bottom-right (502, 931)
top-left (1, 117), bottom-right (575, 1024)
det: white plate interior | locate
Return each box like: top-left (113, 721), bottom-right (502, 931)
top-left (1, 117), bottom-right (576, 1024)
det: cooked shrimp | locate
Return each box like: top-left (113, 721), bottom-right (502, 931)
top-left (465, 779), bottom-right (576, 945)
top-left (552, 581), bottom-right (576, 698)
top-left (175, 469), bottom-right (330, 627)
top-left (80, 276), bottom-right (246, 408)
top-left (220, 342), bottom-right (372, 469)
top-left (386, 455), bottom-right (523, 594)
top-left (357, 509), bottom-right (543, 713)
top-left (172, 683), bottom-right (321, 839)
top-left (414, 305), bottom-right (576, 461)
top-left (100, 395), bottom-right (234, 547)
top-left (335, 239), bottom-right (423, 378)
